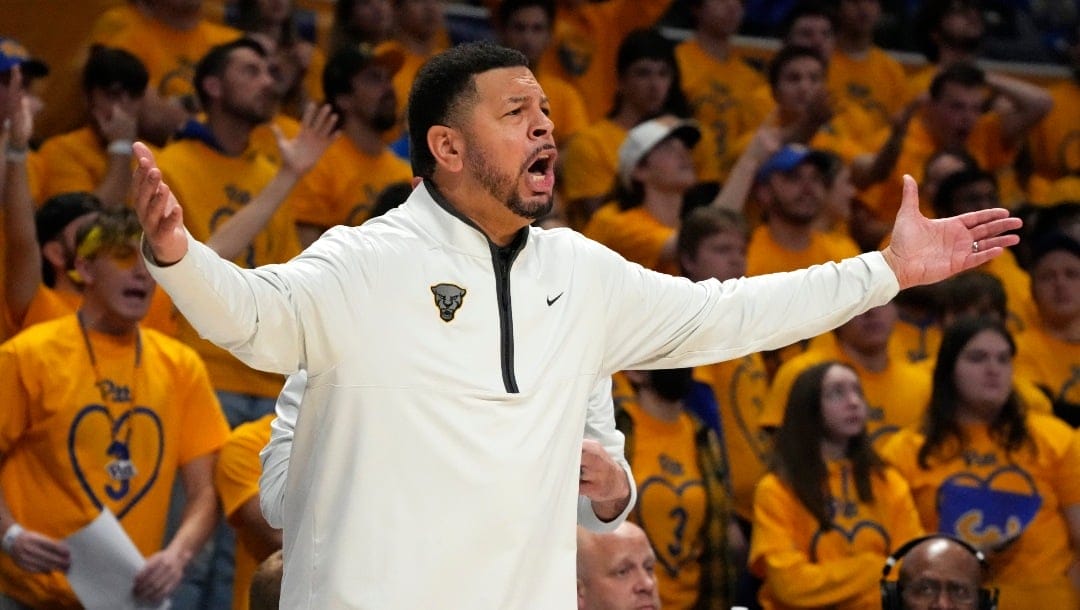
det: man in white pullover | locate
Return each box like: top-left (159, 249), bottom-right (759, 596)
top-left (131, 41), bottom-right (1020, 610)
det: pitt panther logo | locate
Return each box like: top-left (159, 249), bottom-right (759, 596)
top-left (431, 283), bottom-right (467, 322)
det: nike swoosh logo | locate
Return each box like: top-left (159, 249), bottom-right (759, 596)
top-left (546, 292), bottom-right (564, 306)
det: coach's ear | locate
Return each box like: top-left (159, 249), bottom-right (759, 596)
top-left (428, 125), bottom-right (465, 174)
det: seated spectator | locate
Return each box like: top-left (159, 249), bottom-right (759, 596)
top-left (577, 522), bottom-right (661, 610)
top-left (881, 317), bottom-right (1080, 609)
top-left (749, 361), bottom-right (924, 609)
top-left (583, 116), bottom-right (702, 274)
top-left (866, 62), bottom-right (1052, 222)
top-left (233, 0), bottom-right (326, 119)
top-left (909, 270), bottom-right (1054, 416)
top-left (881, 535), bottom-right (998, 610)
top-left (1014, 232), bottom-right (1080, 424)
top-left (908, 1), bottom-right (986, 100)
top-left (614, 367), bottom-right (739, 609)
top-left (286, 44), bottom-right (412, 247)
top-left (329, 0), bottom-right (395, 53)
top-left (675, 0), bottom-right (769, 179)
top-left (830, 0), bottom-right (909, 132)
top-left (379, 0), bottom-right (452, 136)
top-left (88, 0), bottom-right (242, 144)
top-left (584, 116), bottom-right (775, 274)
top-left (746, 145), bottom-right (860, 277)
top-left (37, 45), bottom-right (147, 206)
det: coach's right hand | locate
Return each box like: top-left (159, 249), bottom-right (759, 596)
top-left (132, 142), bottom-right (188, 266)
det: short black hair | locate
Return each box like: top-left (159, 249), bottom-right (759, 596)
top-left (407, 42), bottom-right (528, 179)
top-left (496, 0), bottom-right (555, 29)
top-left (611, 28), bottom-right (690, 118)
top-left (915, 0), bottom-right (981, 62)
top-left (193, 37), bottom-right (266, 111)
top-left (35, 192), bottom-right (102, 287)
top-left (929, 61), bottom-right (985, 100)
top-left (83, 45), bottom-right (148, 97)
top-left (932, 167), bottom-right (996, 217)
top-left (780, 0), bottom-right (837, 41)
top-left (768, 44), bottom-right (827, 89)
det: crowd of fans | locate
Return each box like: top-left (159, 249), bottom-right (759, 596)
top-left (0, 0), bottom-right (1078, 609)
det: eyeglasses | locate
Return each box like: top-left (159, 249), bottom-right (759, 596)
top-left (903, 579), bottom-right (977, 604)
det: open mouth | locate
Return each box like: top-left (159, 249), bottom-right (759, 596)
top-left (526, 149), bottom-right (556, 192)
top-left (527, 150), bottom-right (554, 175)
top-left (123, 287), bottom-right (150, 300)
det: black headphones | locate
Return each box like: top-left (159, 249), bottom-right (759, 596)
top-left (880, 534), bottom-right (999, 610)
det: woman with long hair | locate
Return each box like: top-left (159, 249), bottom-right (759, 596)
top-left (749, 362), bottom-right (922, 609)
top-left (882, 317), bottom-right (1080, 609)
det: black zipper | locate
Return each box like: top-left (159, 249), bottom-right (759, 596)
top-left (490, 234), bottom-right (527, 393)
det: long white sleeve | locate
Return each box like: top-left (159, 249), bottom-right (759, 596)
top-left (259, 371), bottom-right (307, 528)
top-left (578, 376), bottom-right (636, 532)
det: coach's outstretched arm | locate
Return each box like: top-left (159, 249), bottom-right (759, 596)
top-left (881, 175), bottom-right (1021, 290)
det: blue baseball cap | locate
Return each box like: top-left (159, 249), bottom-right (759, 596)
top-left (756, 144), bottom-right (833, 183)
top-left (0, 37), bottom-right (48, 78)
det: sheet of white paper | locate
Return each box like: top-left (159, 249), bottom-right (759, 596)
top-left (64, 509), bottom-right (169, 610)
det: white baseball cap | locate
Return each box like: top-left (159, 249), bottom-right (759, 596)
top-left (617, 115), bottom-right (701, 189)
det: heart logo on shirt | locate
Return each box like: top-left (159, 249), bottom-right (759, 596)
top-left (809, 520), bottom-right (891, 563)
top-left (936, 467), bottom-right (1042, 550)
top-left (636, 477), bottom-right (707, 578)
top-left (68, 404), bottom-right (164, 519)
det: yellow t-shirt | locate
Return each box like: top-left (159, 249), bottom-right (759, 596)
top-left (746, 225), bottom-right (861, 277)
top-left (582, 203), bottom-right (676, 275)
top-left (623, 400), bottom-right (708, 610)
top-left (981, 251), bottom-right (1038, 336)
top-left (0, 315), bottom-right (229, 608)
top-left (693, 355), bottom-right (771, 521)
top-left (889, 317), bottom-right (942, 365)
top-left (1028, 79), bottom-right (1080, 180)
top-left (37, 126), bottom-right (109, 202)
top-left (881, 418), bottom-right (1080, 609)
top-left (157, 138), bottom-right (300, 397)
top-left (248, 114), bottom-right (301, 170)
top-left (676, 39), bottom-right (768, 179)
top-left (905, 65), bottom-right (937, 103)
top-left (828, 47), bottom-right (909, 131)
top-left (749, 463), bottom-right (923, 610)
top-left (90, 5), bottom-right (242, 109)
top-left (560, 118), bottom-right (625, 205)
top-left (1015, 327), bottom-right (1080, 418)
top-left (215, 414), bottom-right (275, 610)
top-left (286, 135), bottom-right (413, 229)
top-left (760, 335), bottom-right (932, 449)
